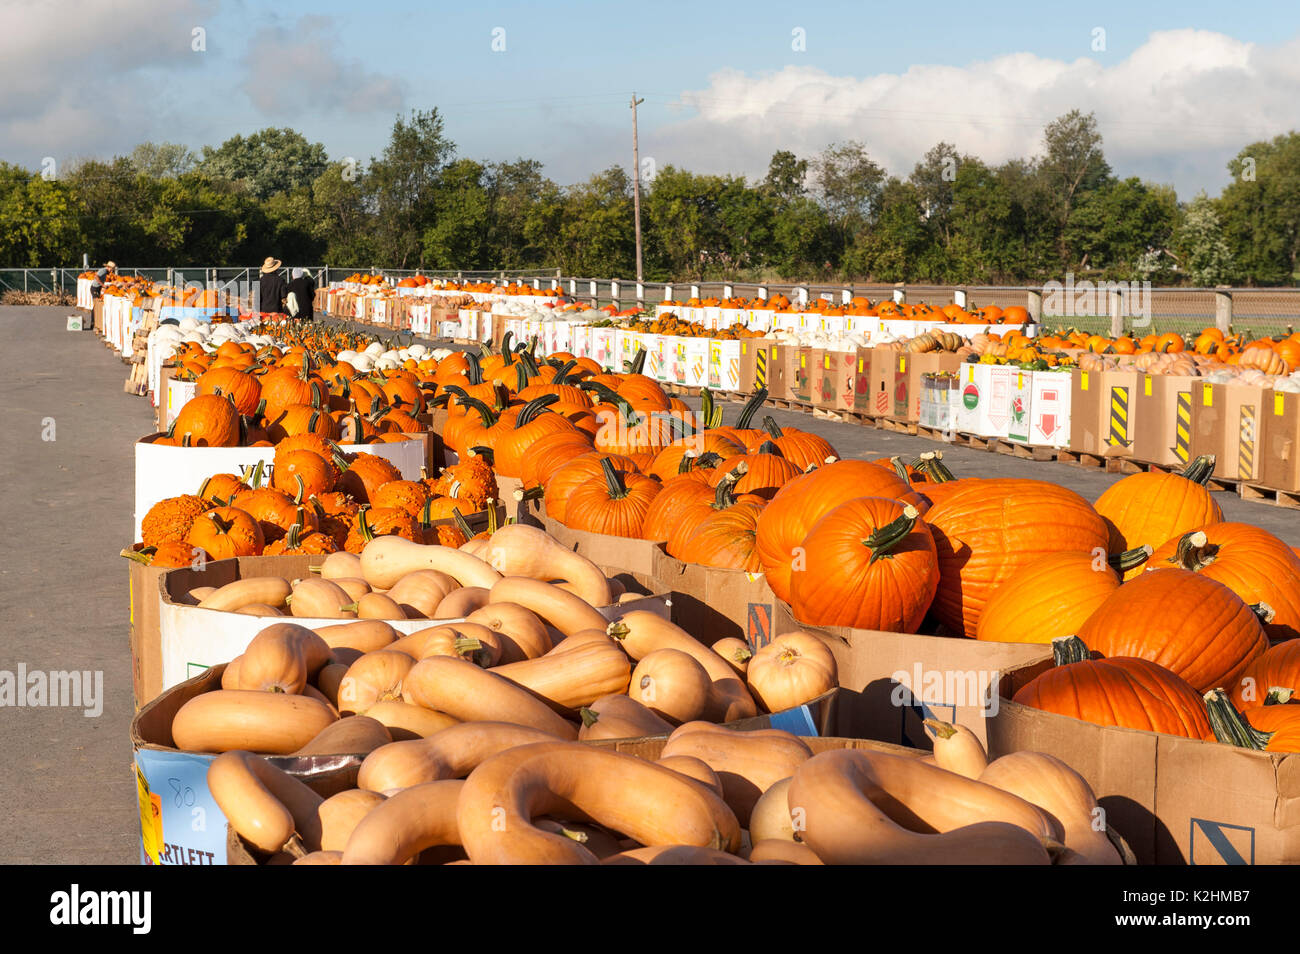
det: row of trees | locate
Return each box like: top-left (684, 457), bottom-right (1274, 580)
top-left (1, 110), bottom-right (1296, 286)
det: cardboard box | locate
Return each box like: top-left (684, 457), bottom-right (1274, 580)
top-left (791, 347), bottom-right (812, 403)
top-left (816, 349), bottom-right (857, 411)
top-left (892, 353), bottom-right (963, 423)
top-left (1087, 370), bottom-right (1142, 457)
top-left (805, 348), bottom-right (827, 407)
top-left (768, 343), bottom-right (795, 401)
top-left (1132, 374), bottom-right (1196, 468)
top-left (988, 657), bottom-right (1300, 864)
top-left (651, 545), bottom-right (780, 647)
top-left (1068, 369), bottom-right (1102, 454)
top-left (1027, 369), bottom-right (1073, 448)
top-left (1261, 390), bottom-right (1300, 491)
top-left (854, 349), bottom-right (889, 417)
top-left (951, 363), bottom-right (1017, 438)
top-left (707, 339), bottom-right (742, 392)
top-left (737, 339), bottom-right (772, 393)
top-left (773, 603), bottom-right (1051, 750)
top-left (1190, 382), bottom-right (1264, 482)
top-left (132, 665), bottom-right (364, 865)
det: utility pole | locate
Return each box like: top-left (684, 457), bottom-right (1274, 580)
top-left (631, 93), bottom-right (645, 284)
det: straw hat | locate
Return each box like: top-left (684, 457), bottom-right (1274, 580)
top-left (104, 261), bottom-right (116, 270)
top-left (260, 257), bottom-right (282, 273)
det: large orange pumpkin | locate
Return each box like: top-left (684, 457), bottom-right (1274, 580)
top-left (1093, 456), bottom-right (1223, 575)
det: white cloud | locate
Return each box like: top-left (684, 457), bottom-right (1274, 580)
top-left (646, 29), bottom-right (1300, 197)
top-left (238, 16), bottom-right (405, 117)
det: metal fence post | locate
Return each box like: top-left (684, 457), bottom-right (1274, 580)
top-left (1027, 289), bottom-right (1043, 322)
top-left (610, 280), bottom-right (620, 307)
top-left (1109, 287), bottom-right (1124, 338)
top-left (953, 287), bottom-right (968, 309)
top-left (892, 283), bottom-right (905, 304)
top-left (664, 283), bottom-right (673, 301)
top-left (1215, 288), bottom-right (1233, 333)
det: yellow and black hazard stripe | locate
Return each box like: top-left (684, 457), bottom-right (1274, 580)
top-left (1174, 390), bottom-right (1192, 464)
top-left (1239, 405), bottom-right (1256, 480)
top-left (1109, 386), bottom-right (1130, 446)
top-left (755, 348), bottom-right (768, 388)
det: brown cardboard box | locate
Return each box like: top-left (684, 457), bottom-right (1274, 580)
top-left (806, 348), bottom-right (828, 408)
top-left (853, 348), bottom-right (887, 416)
top-left (1190, 382), bottom-right (1265, 481)
top-left (988, 657), bottom-right (1300, 864)
top-left (767, 343), bottom-right (794, 401)
top-left (816, 349), bottom-right (858, 411)
top-left (1094, 370), bottom-right (1143, 457)
top-left (539, 514), bottom-right (661, 582)
top-left (1261, 390), bottom-right (1300, 491)
top-left (650, 545), bottom-right (780, 647)
top-left (773, 602), bottom-right (1050, 749)
top-left (1067, 368), bottom-right (1102, 454)
top-left (737, 338), bottom-right (774, 393)
top-left (1132, 374), bottom-right (1196, 468)
top-left (862, 348), bottom-right (896, 418)
top-left (791, 347), bottom-right (813, 404)
top-left (892, 353), bottom-right (963, 423)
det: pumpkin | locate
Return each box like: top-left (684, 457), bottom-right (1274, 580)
top-left (1076, 568), bottom-right (1268, 694)
top-left (1093, 455), bottom-right (1224, 576)
top-left (755, 460), bottom-right (925, 604)
top-left (975, 547), bottom-right (1151, 644)
top-left (140, 494), bottom-right (214, 548)
top-left (187, 507), bottom-right (265, 559)
top-left (674, 496), bottom-right (767, 572)
top-left (1012, 646), bottom-right (1212, 739)
top-left (1205, 689), bottom-right (1300, 752)
top-left (272, 450), bottom-right (336, 500)
top-left (1146, 526), bottom-right (1300, 642)
top-left (1227, 640), bottom-right (1300, 710)
top-left (336, 453), bottom-right (402, 504)
top-left (757, 417), bottom-right (837, 471)
top-left (172, 393), bottom-right (241, 447)
top-left (196, 367), bottom-right (262, 417)
top-left (562, 457), bottom-right (662, 539)
top-left (789, 500), bottom-right (938, 632)
top-left (924, 479), bottom-right (1109, 638)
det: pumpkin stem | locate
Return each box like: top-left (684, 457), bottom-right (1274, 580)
top-left (1108, 544), bottom-right (1154, 574)
top-left (464, 351), bottom-right (484, 385)
top-left (486, 500), bottom-right (499, 534)
top-left (1180, 454), bottom-right (1217, 485)
top-left (700, 388), bottom-right (715, 432)
top-left (921, 451), bottom-right (956, 482)
top-left (451, 507), bottom-right (474, 540)
top-left (285, 508), bottom-right (306, 550)
top-left (677, 450), bottom-right (699, 474)
top-left (761, 415), bottom-right (785, 439)
top-left (1204, 689), bottom-right (1275, 750)
top-left (1052, 635), bottom-right (1092, 666)
top-left (514, 485), bottom-right (545, 502)
top-left (355, 506), bottom-right (375, 543)
top-left (468, 445), bottom-right (495, 465)
top-left (516, 393), bottom-right (560, 426)
top-left (629, 347), bottom-right (648, 376)
top-left (119, 547), bottom-right (156, 565)
top-left (599, 457), bottom-right (629, 500)
top-left (863, 505), bottom-right (919, 563)
top-left (696, 451), bottom-right (723, 470)
top-left (605, 621), bottom-right (630, 640)
top-left (579, 707), bottom-right (600, 728)
top-left (713, 463), bottom-right (748, 508)
top-left (735, 388), bottom-right (768, 429)
top-left (1170, 531), bottom-right (1214, 571)
top-left (890, 456), bottom-right (911, 483)
top-left (1265, 687), bottom-right (1294, 705)
top-left (1250, 602), bottom-right (1277, 625)
top-left (922, 718), bottom-right (958, 740)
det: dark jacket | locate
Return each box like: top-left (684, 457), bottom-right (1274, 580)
top-left (288, 273), bottom-right (316, 321)
top-left (259, 271), bottom-right (288, 314)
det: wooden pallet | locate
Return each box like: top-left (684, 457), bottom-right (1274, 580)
top-left (1055, 449), bottom-right (1131, 473)
top-left (877, 418), bottom-right (919, 436)
top-left (916, 425), bottom-right (957, 444)
top-left (988, 438), bottom-right (1058, 462)
top-left (812, 406), bottom-right (874, 425)
top-left (1238, 483), bottom-right (1300, 509)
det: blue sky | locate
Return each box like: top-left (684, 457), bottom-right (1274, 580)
top-left (3, 0), bottom-right (1298, 197)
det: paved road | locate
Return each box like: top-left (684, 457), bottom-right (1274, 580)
top-left (1, 304), bottom-right (1296, 866)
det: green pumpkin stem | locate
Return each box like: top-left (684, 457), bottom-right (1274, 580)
top-left (579, 707), bottom-right (600, 728)
top-left (1180, 454), bottom-right (1217, 486)
top-left (1109, 544), bottom-right (1154, 574)
top-left (921, 451), bottom-right (956, 482)
top-left (761, 415), bottom-right (785, 439)
top-left (356, 506), bottom-right (375, 543)
top-left (1204, 689), bottom-right (1274, 749)
top-left (629, 346), bottom-right (647, 375)
top-left (890, 456), bottom-right (911, 483)
top-left (1052, 635), bottom-right (1092, 666)
top-left (713, 463), bottom-right (748, 508)
top-left (735, 388), bottom-right (768, 429)
top-left (451, 507), bottom-right (474, 540)
top-left (700, 388), bottom-right (715, 432)
top-left (863, 505), bottom-right (919, 563)
top-left (468, 445), bottom-right (495, 464)
top-left (1265, 687), bottom-right (1294, 706)
top-left (600, 457), bottom-right (629, 500)
top-left (517, 393), bottom-right (560, 426)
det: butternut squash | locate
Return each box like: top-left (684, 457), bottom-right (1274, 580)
top-left (788, 748), bottom-right (1061, 865)
top-left (312, 619), bottom-right (397, 654)
top-left (748, 776), bottom-right (796, 843)
top-left (747, 840), bottom-right (823, 865)
top-left (661, 722), bottom-right (813, 826)
top-left (387, 570), bottom-right (459, 618)
top-left (315, 663), bottom-right (348, 706)
top-left (319, 789), bottom-right (386, 852)
top-left (442, 621), bottom-right (503, 666)
top-left (533, 819), bottom-right (624, 860)
top-left (301, 683), bottom-right (340, 717)
top-left (341, 780), bottom-right (464, 865)
top-left (607, 612), bottom-right (757, 722)
top-left (465, 602), bottom-right (552, 663)
top-left (434, 586), bottom-right (492, 618)
top-left (979, 752), bottom-right (1121, 865)
top-left (235, 603), bottom-right (285, 617)
top-left (338, 651), bottom-right (416, 715)
top-left (489, 577), bottom-right (609, 636)
top-left (746, 631), bottom-right (838, 713)
top-left (492, 639), bottom-right (632, 712)
top-left (924, 719), bottom-right (988, 779)
top-left (480, 524), bottom-right (613, 607)
top-left (577, 694), bottom-right (674, 741)
top-left (401, 656), bottom-right (579, 739)
top-left (547, 628), bottom-right (616, 654)
top-left (602, 845), bottom-right (750, 865)
top-left (207, 750), bottom-right (324, 854)
top-left (318, 551), bottom-right (362, 580)
top-left (712, 637), bottom-right (754, 678)
top-left (457, 741), bottom-right (742, 864)
top-left (357, 592), bottom-right (406, 620)
top-left (630, 649), bottom-right (712, 724)
top-left (390, 625), bottom-right (493, 667)
top-left (363, 700), bottom-right (459, 740)
top-left (357, 721), bottom-right (562, 793)
top-left (360, 537), bottom-right (502, 590)
top-left (288, 578), bottom-right (356, 619)
top-left (222, 656), bottom-right (243, 690)
top-left (198, 577), bottom-right (292, 612)
top-left (237, 627), bottom-right (309, 694)
top-left (292, 715), bottom-right (392, 756)
top-left (332, 577), bottom-right (372, 602)
top-left (293, 851), bottom-right (342, 865)
top-left (654, 755), bottom-right (725, 798)
top-left (172, 690), bottom-right (336, 754)
top-left (186, 586), bottom-right (218, 604)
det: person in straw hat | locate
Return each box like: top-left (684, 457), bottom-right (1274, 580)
top-left (87, 260), bottom-right (116, 332)
top-left (258, 256), bottom-right (287, 315)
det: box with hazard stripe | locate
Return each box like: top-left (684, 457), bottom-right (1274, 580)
top-left (737, 338), bottom-right (775, 393)
top-left (682, 337), bottom-right (710, 388)
top-left (990, 655), bottom-right (1300, 865)
top-left (1130, 373), bottom-right (1197, 468)
top-left (1189, 382), bottom-right (1264, 482)
top-left (1071, 370), bottom-right (1143, 457)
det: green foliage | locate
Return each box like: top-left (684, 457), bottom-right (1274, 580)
top-left (0, 108), bottom-right (1295, 288)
